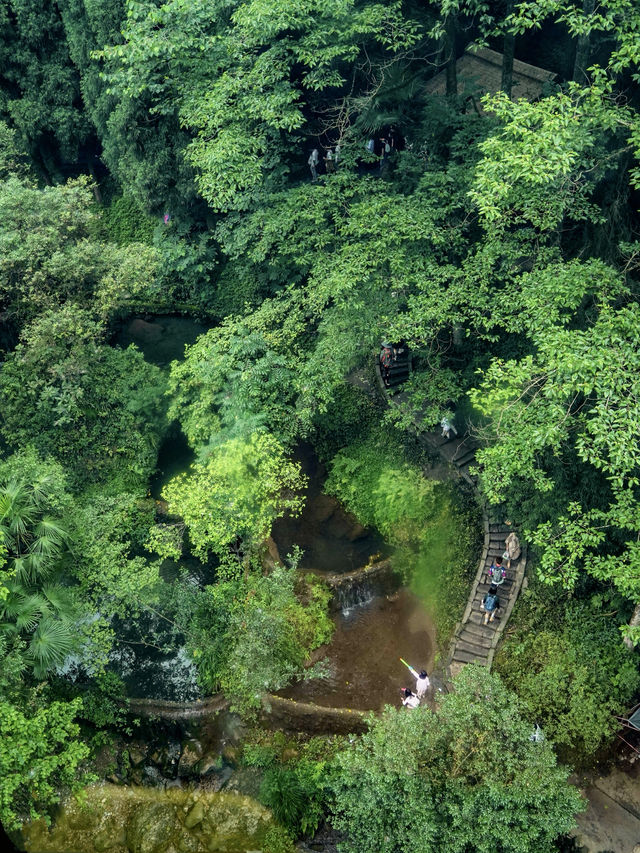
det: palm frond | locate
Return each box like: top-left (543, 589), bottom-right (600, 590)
top-left (33, 517), bottom-right (67, 549)
top-left (5, 592), bottom-right (49, 632)
top-left (29, 617), bottom-right (75, 676)
top-left (42, 584), bottom-right (77, 619)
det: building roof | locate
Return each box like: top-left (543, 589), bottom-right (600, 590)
top-left (425, 45), bottom-right (557, 103)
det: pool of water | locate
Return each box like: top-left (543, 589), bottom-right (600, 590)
top-left (271, 443), bottom-right (389, 574)
top-left (112, 314), bottom-right (211, 366)
top-left (279, 588), bottom-right (435, 712)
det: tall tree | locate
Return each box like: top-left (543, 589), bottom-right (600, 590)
top-left (100, 0), bottom-right (418, 211)
top-left (331, 665), bottom-right (584, 853)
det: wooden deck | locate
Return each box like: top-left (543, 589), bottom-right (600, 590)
top-left (371, 362), bottom-right (527, 681)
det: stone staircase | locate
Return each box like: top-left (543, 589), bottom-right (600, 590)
top-left (371, 361), bottom-right (527, 681)
top-left (447, 519), bottom-right (526, 679)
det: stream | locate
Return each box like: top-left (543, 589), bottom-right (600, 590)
top-left (106, 315), bottom-right (436, 713)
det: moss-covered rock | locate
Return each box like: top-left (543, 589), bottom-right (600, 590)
top-left (19, 784), bottom-right (274, 853)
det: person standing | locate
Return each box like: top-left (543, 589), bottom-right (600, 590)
top-left (325, 147), bottom-right (335, 173)
top-left (481, 584), bottom-right (500, 625)
top-left (504, 530), bottom-right (521, 570)
top-left (415, 669), bottom-right (430, 699)
top-left (380, 341), bottom-right (393, 387)
top-left (308, 148), bottom-right (319, 181)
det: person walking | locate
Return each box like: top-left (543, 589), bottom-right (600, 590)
top-left (481, 584), bottom-right (500, 625)
top-left (401, 687), bottom-right (420, 708)
top-left (324, 147), bottom-right (335, 173)
top-left (504, 529), bottom-right (521, 570)
top-left (487, 556), bottom-right (506, 585)
top-left (440, 414), bottom-right (458, 440)
top-left (308, 148), bottom-right (319, 181)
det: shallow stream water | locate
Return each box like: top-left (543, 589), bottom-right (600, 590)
top-left (106, 317), bottom-right (436, 712)
top-left (280, 587), bottom-right (435, 711)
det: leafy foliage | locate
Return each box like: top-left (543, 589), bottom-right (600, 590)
top-left (0, 174), bottom-right (158, 324)
top-left (0, 305), bottom-right (167, 489)
top-left (0, 696), bottom-right (90, 831)
top-left (170, 561), bottom-right (333, 711)
top-left (163, 431), bottom-right (307, 564)
top-left (331, 665), bottom-right (585, 853)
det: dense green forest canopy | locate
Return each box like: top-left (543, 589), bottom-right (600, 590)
top-left (1, 0), bottom-right (640, 849)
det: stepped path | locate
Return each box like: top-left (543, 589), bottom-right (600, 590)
top-left (369, 363), bottom-right (527, 681)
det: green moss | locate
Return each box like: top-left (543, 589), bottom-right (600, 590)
top-left (20, 784), bottom-right (274, 853)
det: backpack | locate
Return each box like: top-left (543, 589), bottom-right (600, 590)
top-left (484, 593), bottom-right (498, 611)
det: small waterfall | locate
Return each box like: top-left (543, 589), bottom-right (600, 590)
top-left (325, 560), bottom-right (400, 615)
top-left (336, 576), bottom-right (376, 615)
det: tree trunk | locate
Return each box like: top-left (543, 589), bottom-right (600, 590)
top-left (445, 14), bottom-right (458, 98)
top-left (572, 0), bottom-right (595, 82)
top-left (624, 601), bottom-right (640, 650)
top-left (501, 1), bottom-right (515, 97)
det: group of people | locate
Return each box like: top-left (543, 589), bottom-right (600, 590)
top-left (400, 661), bottom-right (430, 708)
top-left (307, 128), bottom-right (405, 181)
top-left (308, 145), bottom-right (340, 181)
top-left (481, 528), bottom-right (521, 625)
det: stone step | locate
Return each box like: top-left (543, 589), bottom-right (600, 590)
top-left (463, 620), bottom-right (495, 640)
top-left (452, 448), bottom-right (477, 467)
top-left (458, 630), bottom-right (492, 651)
top-left (452, 648), bottom-right (488, 664)
top-left (456, 638), bottom-right (491, 657)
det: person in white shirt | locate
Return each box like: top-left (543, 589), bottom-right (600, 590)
top-left (415, 669), bottom-right (430, 699)
top-left (308, 148), bottom-right (319, 181)
top-left (402, 688), bottom-right (420, 708)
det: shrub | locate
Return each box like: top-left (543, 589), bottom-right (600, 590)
top-left (495, 596), bottom-right (640, 765)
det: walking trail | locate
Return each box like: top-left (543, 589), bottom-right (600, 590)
top-left (364, 365), bottom-right (527, 682)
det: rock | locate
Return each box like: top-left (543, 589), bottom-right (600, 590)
top-left (221, 745), bottom-right (239, 766)
top-left (127, 318), bottom-right (163, 345)
top-left (129, 745), bottom-right (148, 767)
top-left (184, 800), bottom-right (205, 829)
top-left (142, 765), bottom-right (164, 788)
top-left (178, 739), bottom-right (204, 777)
top-left (307, 494), bottom-right (336, 523)
top-left (324, 510), bottom-right (353, 540)
top-left (346, 522), bottom-right (368, 541)
top-left (194, 751), bottom-right (223, 776)
top-left (126, 801), bottom-right (180, 853)
top-left (177, 831), bottom-right (201, 853)
top-left (260, 535), bottom-right (282, 570)
top-left (165, 778), bottom-right (183, 790)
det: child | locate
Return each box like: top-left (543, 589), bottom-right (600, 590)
top-left (401, 687), bottom-right (420, 708)
top-left (482, 584), bottom-right (500, 625)
top-left (487, 556), bottom-right (506, 586)
top-left (415, 669), bottom-right (430, 699)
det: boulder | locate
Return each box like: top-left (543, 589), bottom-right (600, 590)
top-left (127, 318), bottom-right (163, 345)
top-left (307, 494), bottom-right (336, 524)
top-left (126, 801), bottom-right (180, 853)
top-left (184, 800), bottom-right (205, 829)
top-left (346, 522), bottom-right (368, 542)
top-left (178, 739), bottom-right (204, 777)
top-left (129, 744), bottom-right (148, 768)
top-left (194, 751), bottom-right (223, 776)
